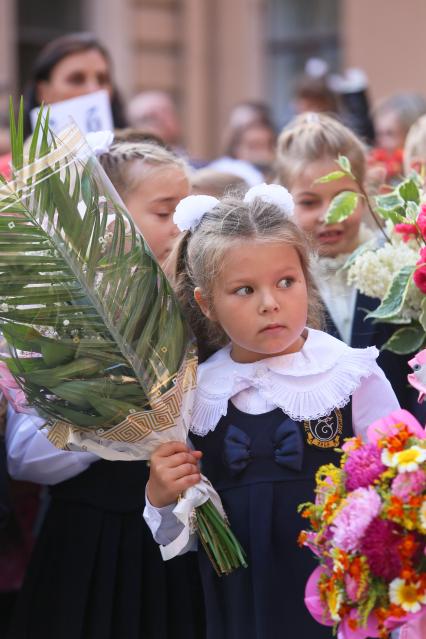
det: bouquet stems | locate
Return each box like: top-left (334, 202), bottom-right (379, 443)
top-left (196, 499), bottom-right (247, 576)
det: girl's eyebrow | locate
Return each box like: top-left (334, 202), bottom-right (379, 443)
top-left (225, 266), bottom-right (300, 286)
top-left (152, 196), bottom-right (176, 204)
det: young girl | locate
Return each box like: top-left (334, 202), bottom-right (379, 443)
top-left (276, 112), bottom-right (423, 418)
top-left (5, 143), bottom-right (203, 639)
top-left (99, 139), bottom-right (189, 266)
top-left (143, 185), bottom-right (400, 639)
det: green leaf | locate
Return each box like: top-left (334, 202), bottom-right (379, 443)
top-left (420, 298), bottom-right (426, 332)
top-left (325, 191), bottom-right (359, 224)
top-left (375, 207), bottom-right (406, 225)
top-left (315, 170), bottom-right (346, 184)
top-left (337, 155), bottom-right (354, 177)
top-left (381, 324), bottom-right (425, 355)
top-left (40, 341), bottom-right (76, 367)
top-left (28, 104), bottom-right (46, 164)
top-left (398, 179), bottom-right (420, 204)
top-left (24, 357), bottom-right (103, 387)
top-left (367, 265), bottom-right (415, 320)
top-left (405, 200), bottom-right (419, 222)
top-left (375, 191), bottom-right (403, 211)
top-left (0, 356), bottom-right (48, 374)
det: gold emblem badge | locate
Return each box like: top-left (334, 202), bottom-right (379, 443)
top-left (303, 409), bottom-right (343, 449)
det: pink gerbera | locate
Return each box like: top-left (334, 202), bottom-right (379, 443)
top-left (360, 518), bottom-right (402, 580)
top-left (344, 443), bottom-right (386, 491)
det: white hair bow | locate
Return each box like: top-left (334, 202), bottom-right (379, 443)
top-left (85, 130), bottom-right (114, 156)
top-left (173, 184), bottom-right (294, 233)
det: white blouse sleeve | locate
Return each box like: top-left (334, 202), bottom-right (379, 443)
top-left (352, 364), bottom-right (400, 441)
top-left (5, 406), bottom-right (98, 484)
top-left (143, 494), bottom-right (197, 552)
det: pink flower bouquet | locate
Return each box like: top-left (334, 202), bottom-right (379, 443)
top-left (299, 409), bottom-right (426, 638)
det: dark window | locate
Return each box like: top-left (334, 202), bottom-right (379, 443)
top-left (17, 0), bottom-right (84, 92)
top-left (266, 0), bottom-right (340, 128)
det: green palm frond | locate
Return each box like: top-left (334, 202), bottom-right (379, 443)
top-left (0, 104), bottom-right (192, 429)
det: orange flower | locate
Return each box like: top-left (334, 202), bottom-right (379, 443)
top-left (323, 494), bottom-right (340, 521)
top-left (298, 531), bottom-right (308, 547)
top-left (349, 557), bottom-right (362, 579)
top-left (382, 424), bottom-right (412, 453)
top-left (348, 617), bottom-right (358, 631)
top-left (409, 496), bottom-right (423, 508)
top-left (398, 535), bottom-right (419, 562)
top-left (387, 495), bottom-right (404, 520)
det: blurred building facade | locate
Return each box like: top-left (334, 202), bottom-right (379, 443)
top-left (0, 0), bottom-right (423, 159)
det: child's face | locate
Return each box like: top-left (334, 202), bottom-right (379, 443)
top-left (125, 166), bottom-right (189, 264)
top-left (234, 124), bottom-right (276, 169)
top-left (290, 159), bottom-right (364, 258)
top-left (196, 241), bottom-right (308, 363)
top-left (375, 109), bottom-right (406, 153)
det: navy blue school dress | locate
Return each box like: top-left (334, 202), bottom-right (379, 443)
top-left (145, 330), bottom-right (400, 639)
top-left (8, 460), bottom-right (205, 639)
top-left (191, 401), bottom-right (352, 639)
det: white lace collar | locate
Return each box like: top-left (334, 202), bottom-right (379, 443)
top-left (190, 329), bottom-right (378, 435)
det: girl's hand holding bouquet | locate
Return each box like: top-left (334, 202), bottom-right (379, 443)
top-left (146, 442), bottom-right (202, 507)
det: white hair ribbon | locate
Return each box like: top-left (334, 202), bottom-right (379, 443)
top-left (85, 130), bottom-right (114, 156)
top-left (173, 195), bottom-right (219, 232)
top-left (243, 183), bottom-right (295, 216)
top-left (173, 184), bottom-right (294, 233)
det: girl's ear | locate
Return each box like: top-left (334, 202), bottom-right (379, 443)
top-left (194, 287), bottom-right (215, 320)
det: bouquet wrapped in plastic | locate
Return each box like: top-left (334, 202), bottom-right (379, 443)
top-left (299, 409), bottom-right (426, 638)
top-left (0, 101), bottom-right (246, 575)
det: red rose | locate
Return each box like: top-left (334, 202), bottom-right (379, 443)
top-left (413, 247), bottom-right (426, 293)
top-left (395, 223), bottom-right (418, 242)
top-left (417, 205), bottom-right (426, 239)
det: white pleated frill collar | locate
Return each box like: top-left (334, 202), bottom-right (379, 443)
top-left (190, 328), bottom-right (378, 436)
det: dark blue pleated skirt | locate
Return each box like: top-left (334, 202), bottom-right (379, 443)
top-left (8, 460), bottom-right (205, 639)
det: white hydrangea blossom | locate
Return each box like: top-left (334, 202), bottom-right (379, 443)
top-left (347, 234), bottom-right (422, 320)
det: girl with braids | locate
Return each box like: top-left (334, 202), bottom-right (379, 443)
top-left (144, 185), bottom-right (399, 639)
top-left (5, 141), bottom-right (203, 639)
top-left (99, 139), bottom-right (189, 266)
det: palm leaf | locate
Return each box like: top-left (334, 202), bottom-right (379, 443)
top-left (0, 105), bottom-right (193, 429)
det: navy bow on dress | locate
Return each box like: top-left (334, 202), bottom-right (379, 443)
top-left (223, 419), bottom-right (304, 476)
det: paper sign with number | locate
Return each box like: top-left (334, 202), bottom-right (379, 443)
top-left (30, 90), bottom-right (114, 134)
